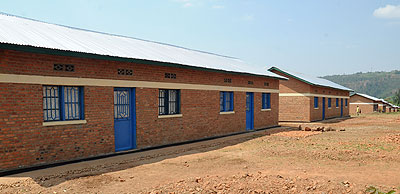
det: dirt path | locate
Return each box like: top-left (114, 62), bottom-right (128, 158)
top-left (1, 113), bottom-right (399, 193)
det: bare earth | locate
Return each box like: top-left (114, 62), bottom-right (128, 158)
top-left (1, 113), bottom-right (399, 194)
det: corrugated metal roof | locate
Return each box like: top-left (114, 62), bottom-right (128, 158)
top-left (0, 13), bottom-right (285, 79)
top-left (351, 93), bottom-right (381, 102)
top-left (268, 67), bottom-right (353, 91)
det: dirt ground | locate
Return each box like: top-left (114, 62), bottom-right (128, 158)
top-left (1, 113), bottom-right (399, 194)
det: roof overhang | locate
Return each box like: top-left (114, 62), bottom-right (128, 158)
top-left (268, 66), bottom-right (353, 92)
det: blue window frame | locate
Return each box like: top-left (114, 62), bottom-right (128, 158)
top-left (262, 93), bottom-right (271, 109)
top-left (345, 99), bottom-right (348, 107)
top-left (328, 98), bottom-right (332, 108)
top-left (336, 98), bottom-right (339, 107)
top-left (314, 97), bottom-right (319, 108)
top-left (220, 91), bottom-right (234, 112)
top-left (43, 86), bottom-right (84, 121)
top-left (159, 89), bottom-right (180, 115)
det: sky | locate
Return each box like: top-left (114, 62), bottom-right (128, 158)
top-left (0, 0), bottom-right (400, 76)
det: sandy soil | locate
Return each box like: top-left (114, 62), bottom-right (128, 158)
top-left (1, 113), bottom-right (399, 194)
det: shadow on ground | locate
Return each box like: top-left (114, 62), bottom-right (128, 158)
top-left (4, 126), bottom-right (298, 188)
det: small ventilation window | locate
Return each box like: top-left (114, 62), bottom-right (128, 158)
top-left (248, 81), bottom-right (254, 85)
top-left (54, 64), bottom-right (64, 71)
top-left (118, 69), bottom-right (133, 76)
top-left (264, 82), bottom-right (269, 86)
top-left (65, 64), bottom-right (75, 72)
top-left (224, 78), bottom-right (232, 83)
top-left (118, 69), bottom-right (125, 75)
top-left (126, 69), bottom-right (133, 75)
top-left (165, 73), bottom-right (176, 79)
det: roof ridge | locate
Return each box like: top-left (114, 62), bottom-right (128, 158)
top-left (0, 12), bottom-right (239, 60)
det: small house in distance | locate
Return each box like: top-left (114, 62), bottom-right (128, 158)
top-left (268, 67), bottom-right (352, 122)
top-left (0, 13), bottom-right (286, 172)
top-left (349, 93), bottom-right (380, 114)
top-left (378, 100), bottom-right (388, 113)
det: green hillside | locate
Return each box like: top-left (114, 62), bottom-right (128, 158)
top-left (322, 70), bottom-right (400, 100)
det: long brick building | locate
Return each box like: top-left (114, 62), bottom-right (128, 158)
top-left (0, 13), bottom-right (286, 172)
top-left (349, 93), bottom-right (381, 114)
top-left (268, 67), bottom-right (352, 122)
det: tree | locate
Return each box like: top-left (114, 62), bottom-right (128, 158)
top-left (393, 89), bottom-right (400, 106)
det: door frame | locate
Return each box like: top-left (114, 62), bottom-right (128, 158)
top-left (114, 87), bottom-right (137, 152)
top-left (322, 97), bottom-right (326, 120)
top-left (340, 98), bottom-right (343, 117)
top-left (246, 92), bottom-right (254, 130)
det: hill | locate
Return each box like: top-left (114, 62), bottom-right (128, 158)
top-left (322, 70), bottom-right (400, 100)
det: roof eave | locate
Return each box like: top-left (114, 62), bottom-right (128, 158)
top-left (268, 67), bottom-right (353, 92)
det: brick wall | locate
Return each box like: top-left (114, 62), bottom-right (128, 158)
top-left (310, 86), bottom-right (350, 121)
top-left (349, 95), bottom-right (376, 114)
top-left (0, 48), bottom-right (279, 171)
top-left (270, 69), bottom-right (349, 122)
top-left (278, 96), bottom-right (311, 122)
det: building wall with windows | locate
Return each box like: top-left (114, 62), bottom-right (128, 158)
top-left (0, 48), bottom-right (280, 171)
top-left (349, 94), bottom-right (378, 115)
top-left (378, 102), bottom-right (387, 113)
top-left (309, 85), bottom-right (350, 121)
top-left (270, 69), bottom-right (350, 122)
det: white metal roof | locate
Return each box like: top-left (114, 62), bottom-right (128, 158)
top-left (351, 93), bottom-right (381, 102)
top-left (268, 67), bottom-right (353, 91)
top-left (0, 13), bottom-right (285, 79)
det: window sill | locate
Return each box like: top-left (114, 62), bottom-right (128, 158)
top-left (158, 114), bottom-right (183, 119)
top-left (43, 120), bottom-right (87, 126)
top-left (314, 108), bottom-right (319, 109)
top-left (328, 107), bottom-right (332, 109)
top-left (220, 111), bottom-right (235, 115)
top-left (261, 109), bottom-right (271, 111)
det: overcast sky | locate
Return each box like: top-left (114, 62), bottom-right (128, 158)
top-left (1, 0), bottom-right (399, 76)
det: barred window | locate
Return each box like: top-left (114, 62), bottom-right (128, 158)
top-left (262, 93), bottom-right (271, 109)
top-left (220, 91), bottom-right (234, 112)
top-left (314, 97), bottom-right (319, 108)
top-left (43, 86), bottom-right (84, 121)
top-left (159, 89), bottom-right (180, 115)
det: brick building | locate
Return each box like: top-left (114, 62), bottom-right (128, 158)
top-left (388, 103), bottom-right (398, 113)
top-left (378, 100), bottom-right (388, 113)
top-left (0, 14), bottom-right (286, 171)
top-left (349, 93), bottom-right (380, 114)
top-left (268, 67), bottom-right (352, 122)
top-left (387, 103), bottom-right (393, 113)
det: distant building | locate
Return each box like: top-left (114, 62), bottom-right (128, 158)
top-left (268, 67), bottom-right (352, 122)
top-left (0, 13), bottom-right (286, 172)
top-left (349, 93), bottom-right (380, 114)
top-left (378, 99), bottom-right (388, 113)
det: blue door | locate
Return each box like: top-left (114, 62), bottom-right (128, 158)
top-left (246, 92), bottom-right (254, 130)
top-left (114, 88), bottom-right (136, 152)
top-left (322, 97), bottom-right (326, 120)
top-left (340, 98), bottom-right (343, 117)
